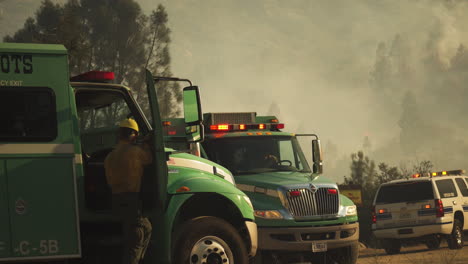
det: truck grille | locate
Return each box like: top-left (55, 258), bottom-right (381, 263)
top-left (284, 188), bottom-right (339, 218)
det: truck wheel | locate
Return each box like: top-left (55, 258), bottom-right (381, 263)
top-left (448, 219), bottom-right (463, 250)
top-left (323, 243), bottom-right (359, 264)
top-left (425, 236), bottom-right (441, 250)
top-left (382, 239), bottom-right (401, 255)
top-left (173, 216), bottom-right (249, 264)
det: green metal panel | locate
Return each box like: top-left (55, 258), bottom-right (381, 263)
top-left (0, 160), bottom-right (10, 257)
top-left (7, 157), bottom-right (79, 258)
top-left (0, 43), bottom-right (67, 54)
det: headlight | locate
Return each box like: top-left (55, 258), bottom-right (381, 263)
top-left (346, 205), bottom-right (357, 216)
top-left (242, 195), bottom-right (253, 209)
top-left (254, 210), bottom-right (283, 219)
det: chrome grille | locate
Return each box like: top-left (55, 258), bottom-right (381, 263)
top-left (284, 188), bottom-right (339, 218)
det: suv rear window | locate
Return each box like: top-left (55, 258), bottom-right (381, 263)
top-left (376, 181), bottom-right (434, 204)
top-left (436, 179), bottom-right (458, 198)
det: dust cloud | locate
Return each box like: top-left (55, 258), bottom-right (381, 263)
top-left (3, 0), bottom-right (468, 181)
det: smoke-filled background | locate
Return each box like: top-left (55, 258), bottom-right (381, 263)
top-left (2, 0), bottom-right (468, 182)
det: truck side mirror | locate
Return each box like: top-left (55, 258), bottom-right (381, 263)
top-left (183, 86), bottom-right (204, 142)
top-left (312, 139), bottom-right (323, 174)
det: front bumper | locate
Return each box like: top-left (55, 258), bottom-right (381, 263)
top-left (258, 222), bottom-right (359, 251)
top-left (246, 221), bottom-right (258, 257)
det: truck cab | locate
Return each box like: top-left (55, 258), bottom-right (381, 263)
top-left (0, 43), bottom-right (257, 264)
top-left (164, 112), bottom-right (359, 263)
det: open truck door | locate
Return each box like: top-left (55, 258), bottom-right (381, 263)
top-left (142, 71), bottom-right (205, 212)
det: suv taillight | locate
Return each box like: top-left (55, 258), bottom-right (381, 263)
top-left (435, 199), bottom-right (444, 217)
top-left (372, 206), bottom-right (376, 223)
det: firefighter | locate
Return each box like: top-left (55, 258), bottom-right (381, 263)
top-left (104, 118), bottom-right (152, 264)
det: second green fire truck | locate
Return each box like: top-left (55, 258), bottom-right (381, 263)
top-left (164, 112), bottom-right (359, 263)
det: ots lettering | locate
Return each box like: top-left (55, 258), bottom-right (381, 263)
top-left (0, 54), bottom-right (33, 74)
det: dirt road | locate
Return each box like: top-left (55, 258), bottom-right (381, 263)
top-left (358, 242), bottom-right (468, 264)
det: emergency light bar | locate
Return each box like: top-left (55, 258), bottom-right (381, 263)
top-left (412, 169), bottom-right (465, 178)
top-left (70, 71), bottom-right (115, 82)
top-left (208, 123), bottom-right (285, 132)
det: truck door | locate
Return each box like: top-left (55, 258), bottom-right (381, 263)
top-left (0, 44), bottom-right (80, 261)
top-left (143, 70), bottom-right (204, 263)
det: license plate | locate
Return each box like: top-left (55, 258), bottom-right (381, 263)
top-left (400, 213), bottom-right (411, 219)
top-left (312, 242), bottom-right (327, 252)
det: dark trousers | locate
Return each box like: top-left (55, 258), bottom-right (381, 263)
top-left (112, 193), bottom-right (152, 264)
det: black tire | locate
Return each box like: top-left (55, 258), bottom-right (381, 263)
top-left (324, 243), bottom-right (359, 264)
top-left (425, 236), bottom-right (441, 250)
top-left (173, 216), bottom-right (249, 264)
top-left (448, 219), bottom-right (464, 250)
top-left (382, 239), bottom-right (401, 255)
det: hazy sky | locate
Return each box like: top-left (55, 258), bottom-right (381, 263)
top-left (2, 0), bottom-right (468, 180)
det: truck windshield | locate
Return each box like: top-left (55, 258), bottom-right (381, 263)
top-left (203, 136), bottom-right (311, 176)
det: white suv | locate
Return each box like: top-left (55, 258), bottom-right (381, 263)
top-left (372, 170), bottom-right (468, 254)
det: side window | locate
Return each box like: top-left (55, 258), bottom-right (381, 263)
top-left (436, 179), bottom-right (458, 198)
top-left (76, 90), bottom-right (134, 155)
top-left (0, 87), bottom-right (57, 142)
top-left (278, 139), bottom-right (304, 170)
top-left (78, 93), bottom-right (131, 131)
top-left (455, 178), bottom-right (468, 197)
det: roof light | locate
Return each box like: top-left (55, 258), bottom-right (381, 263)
top-left (272, 123), bottom-right (285, 130)
top-left (431, 172), bottom-right (437, 176)
top-left (218, 124), bottom-right (230, 130)
top-left (258, 124), bottom-right (265, 129)
top-left (210, 124), bottom-right (231, 131)
top-left (412, 173), bottom-right (420, 178)
top-left (239, 124), bottom-right (246, 130)
top-left (70, 71), bottom-right (115, 82)
top-left (162, 121), bottom-right (171, 126)
top-left (256, 132), bottom-right (263, 135)
top-left (289, 190), bottom-right (301, 197)
top-left (327, 188), bottom-right (338, 195)
top-left (442, 171), bottom-right (447, 175)
top-left (270, 119), bottom-right (279, 123)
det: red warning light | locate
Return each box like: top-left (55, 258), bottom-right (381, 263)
top-left (274, 123), bottom-right (285, 129)
top-left (70, 71), bottom-right (115, 82)
top-left (289, 190), bottom-right (301, 197)
top-left (327, 189), bottom-right (338, 195)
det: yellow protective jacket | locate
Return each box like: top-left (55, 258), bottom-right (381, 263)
top-left (104, 141), bottom-right (152, 194)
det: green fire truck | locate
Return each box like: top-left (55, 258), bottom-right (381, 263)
top-left (164, 112), bottom-right (359, 264)
top-left (0, 43), bottom-right (257, 264)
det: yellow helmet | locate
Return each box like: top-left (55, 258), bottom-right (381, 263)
top-left (119, 118), bottom-right (139, 132)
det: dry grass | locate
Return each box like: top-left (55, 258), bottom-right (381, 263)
top-left (357, 244), bottom-right (466, 264)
